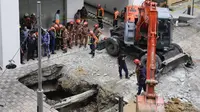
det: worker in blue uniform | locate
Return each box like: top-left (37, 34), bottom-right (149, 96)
top-left (42, 30), bottom-right (50, 58)
top-left (117, 53), bottom-right (129, 79)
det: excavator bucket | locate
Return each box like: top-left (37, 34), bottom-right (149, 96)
top-left (136, 95), bottom-right (165, 112)
top-left (159, 53), bottom-right (193, 74)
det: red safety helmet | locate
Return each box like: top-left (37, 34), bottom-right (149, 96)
top-left (133, 59), bottom-right (140, 65)
top-left (49, 27), bottom-right (55, 31)
top-left (70, 21), bottom-right (74, 24)
top-left (59, 24), bottom-right (63, 28)
top-left (89, 30), bottom-right (94, 34)
top-left (94, 24), bottom-right (99, 28)
top-left (53, 24), bottom-right (59, 28)
top-left (83, 22), bottom-right (88, 25)
top-left (97, 4), bottom-right (101, 7)
top-left (76, 19), bottom-right (81, 24)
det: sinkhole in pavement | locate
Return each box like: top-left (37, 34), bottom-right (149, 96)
top-left (18, 64), bottom-right (118, 112)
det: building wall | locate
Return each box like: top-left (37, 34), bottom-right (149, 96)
top-left (85, 0), bottom-right (129, 13)
top-left (66, 0), bottom-right (84, 22)
top-left (84, 0), bottom-right (145, 13)
top-left (19, 0), bottom-right (65, 28)
top-left (19, 0), bottom-right (84, 28)
top-left (0, 0), bottom-right (20, 69)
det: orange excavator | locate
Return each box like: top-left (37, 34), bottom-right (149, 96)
top-left (135, 0), bottom-right (165, 111)
top-left (98, 0), bottom-right (193, 110)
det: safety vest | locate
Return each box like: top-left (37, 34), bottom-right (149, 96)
top-left (114, 10), bottom-right (119, 20)
top-left (96, 8), bottom-right (104, 17)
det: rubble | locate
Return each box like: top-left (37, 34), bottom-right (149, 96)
top-left (165, 98), bottom-right (199, 112)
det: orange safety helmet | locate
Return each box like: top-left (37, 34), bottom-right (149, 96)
top-left (76, 19), bottom-right (81, 24)
top-left (94, 24), bottom-right (99, 28)
top-left (133, 59), bottom-right (140, 65)
top-left (70, 21), bottom-right (74, 24)
top-left (83, 22), bottom-right (88, 26)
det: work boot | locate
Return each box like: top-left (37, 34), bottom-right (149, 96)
top-left (63, 50), bottom-right (67, 53)
top-left (125, 76), bottom-right (130, 79)
top-left (91, 54), bottom-right (95, 58)
top-left (21, 62), bottom-right (25, 64)
top-left (52, 52), bottom-right (56, 54)
top-left (89, 52), bottom-right (92, 54)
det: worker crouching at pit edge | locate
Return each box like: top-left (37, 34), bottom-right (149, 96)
top-left (88, 30), bottom-right (98, 58)
top-left (81, 22), bottom-right (89, 48)
top-left (133, 59), bottom-right (146, 95)
top-left (117, 53), bottom-right (129, 79)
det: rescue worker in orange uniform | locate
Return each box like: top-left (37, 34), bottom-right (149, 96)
top-left (93, 24), bottom-right (102, 39)
top-left (93, 24), bottom-right (102, 49)
top-left (88, 30), bottom-right (98, 58)
top-left (113, 7), bottom-right (120, 27)
top-left (69, 21), bottom-right (75, 47)
top-left (54, 24), bottom-right (64, 50)
top-left (74, 19), bottom-right (82, 46)
top-left (81, 22), bottom-right (89, 48)
top-left (62, 26), bottom-right (69, 53)
top-left (96, 4), bottom-right (104, 29)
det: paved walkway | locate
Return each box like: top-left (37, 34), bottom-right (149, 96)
top-left (0, 45), bottom-right (88, 112)
top-left (0, 19), bottom-right (112, 112)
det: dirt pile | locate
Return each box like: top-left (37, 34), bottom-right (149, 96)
top-left (165, 98), bottom-right (199, 112)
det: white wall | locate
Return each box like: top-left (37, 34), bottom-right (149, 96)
top-left (19, 0), bottom-right (64, 28)
top-left (66, 0), bottom-right (84, 22)
top-left (85, 0), bottom-right (129, 13)
top-left (0, 0), bottom-right (20, 69)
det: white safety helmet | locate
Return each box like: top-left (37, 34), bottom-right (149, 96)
top-left (24, 13), bottom-right (29, 17)
top-left (32, 13), bottom-right (36, 16)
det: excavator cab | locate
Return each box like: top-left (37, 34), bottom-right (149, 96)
top-left (156, 7), bottom-right (173, 51)
top-left (124, 5), bottom-right (139, 45)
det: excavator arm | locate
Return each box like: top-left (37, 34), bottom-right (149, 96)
top-left (136, 0), bottom-right (165, 111)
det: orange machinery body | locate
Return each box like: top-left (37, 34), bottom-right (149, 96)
top-left (133, 0), bottom-right (165, 111)
top-left (124, 5), bottom-right (139, 23)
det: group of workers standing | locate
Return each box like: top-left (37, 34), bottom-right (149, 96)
top-left (96, 4), bottom-right (127, 28)
top-left (19, 7), bottom-right (102, 64)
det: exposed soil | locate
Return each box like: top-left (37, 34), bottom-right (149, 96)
top-left (18, 64), bottom-right (118, 112)
top-left (165, 98), bottom-right (199, 112)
